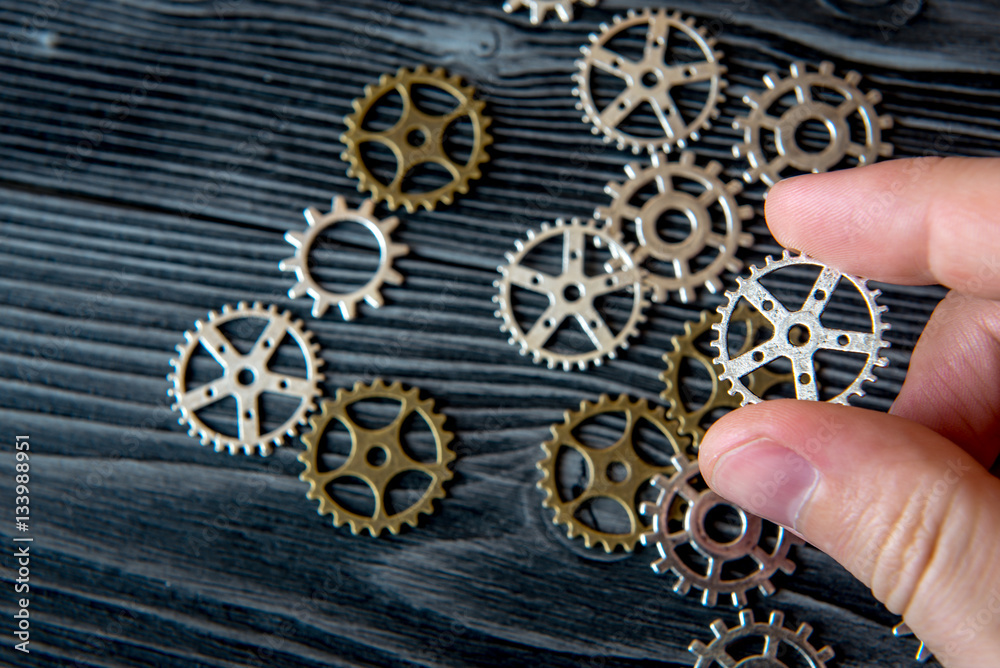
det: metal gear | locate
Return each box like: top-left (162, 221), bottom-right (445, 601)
top-left (640, 456), bottom-right (800, 607)
top-left (503, 0), bottom-right (597, 24)
top-left (689, 609), bottom-right (836, 667)
top-left (893, 622), bottom-right (932, 663)
top-left (596, 151), bottom-right (754, 304)
top-left (297, 379), bottom-right (455, 536)
top-left (661, 305), bottom-right (793, 452)
top-left (167, 302), bottom-right (324, 456)
top-left (712, 250), bottom-right (890, 405)
top-left (494, 218), bottom-right (649, 371)
top-left (280, 196), bottom-right (408, 320)
top-left (340, 65), bottom-right (492, 213)
top-left (733, 60), bottom-right (894, 186)
top-left (537, 394), bottom-right (689, 552)
top-left (573, 9), bottom-right (727, 154)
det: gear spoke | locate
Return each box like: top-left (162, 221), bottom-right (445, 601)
top-left (651, 95), bottom-right (686, 139)
top-left (725, 341), bottom-right (784, 379)
top-left (806, 266), bottom-right (841, 312)
top-left (251, 316), bottom-right (291, 365)
top-left (598, 87), bottom-right (636, 129)
top-left (664, 60), bottom-right (716, 85)
top-left (578, 308), bottom-right (615, 351)
top-left (197, 325), bottom-right (235, 366)
top-left (644, 12), bottom-right (669, 62)
top-left (506, 263), bottom-right (558, 295)
top-left (819, 328), bottom-right (878, 354)
top-left (588, 43), bottom-right (630, 79)
top-left (236, 393), bottom-right (260, 442)
top-left (179, 378), bottom-right (231, 413)
top-left (524, 304), bottom-right (564, 350)
top-left (739, 280), bottom-right (791, 324)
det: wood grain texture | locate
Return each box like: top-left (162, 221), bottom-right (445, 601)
top-left (0, 0), bottom-right (998, 666)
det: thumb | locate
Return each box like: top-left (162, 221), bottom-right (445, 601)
top-left (699, 400), bottom-right (1000, 667)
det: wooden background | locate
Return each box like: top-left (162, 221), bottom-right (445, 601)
top-left (2, 0), bottom-right (999, 665)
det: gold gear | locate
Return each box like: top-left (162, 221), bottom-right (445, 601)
top-left (661, 305), bottom-right (792, 452)
top-left (298, 379), bottom-right (455, 536)
top-left (537, 394), bottom-right (689, 553)
top-left (340, 65), bottom-right (492, 213)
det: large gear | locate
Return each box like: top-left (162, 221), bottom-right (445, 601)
top-left (733, 60), bottom-right (894, 186)
top-left (494, 218), bottom-right (649, 371)
top-left (341, 65), bottom-right (492, 213)
top-left (596, 151), bottom-right (754, 304)
top-left (893, 622), bottom-right (932, 663)
top-left (503, 0), bottom-right (597, 24)
top-left (689, 609), bottom-right (836, 667)
top-left (712, 250), bottom-right (890, 405)
top-left (167, 302), bottom-right (324, 456)
top-left (661, 305), bottom-right (793, 452)
top-left (573, 9), bottom-right (727, 154)
top-left (280, 196), bottom-right (408, 320)
top-left (537, 394), bottom-right (688, 552)
top-left (298, 379), bottom-right (455, 537)
top-left (640, 456), bottom-right (800, 607)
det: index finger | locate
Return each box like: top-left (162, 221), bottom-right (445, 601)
top-left (764, 157), bottom-right (1000, 300)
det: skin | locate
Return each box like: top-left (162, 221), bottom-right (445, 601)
top-left (699, 158), bottom-right (1000, 667)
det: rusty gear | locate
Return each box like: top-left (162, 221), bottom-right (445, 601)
top-left (280, 196), bottom-right (408, 320)
top-left (596, 151), bottom-right (754, 304)
top-left (341, 65), bottom-right (492, 212)
top-left (168, 302), bottom-right (324, 456)
top-left (640, 456), bottom-right (800, 607)
top-left (733, 60), bottom-right (894, 186)
top-left (573, 9), bottom-right (727, 154)
top-left (494, 218), bottom-right (649, 371)
top-left (712, 250), bottom-right (890, 405)
top-left (537, 394), bottom-right (688, 552)
top-left (661, 305), bottom-right (792, 451)
top-left (690, 610), bottom-right (835, 667)
top-left (298, 379), bottom-right (454, 536)
top-left (503, 0), bottom-right (597, 24)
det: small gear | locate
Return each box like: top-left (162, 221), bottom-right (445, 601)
top-left (661, 305), bottom-right (793, 451)
top-left (712, 250), bottom-right (890, 405)
top-left (298, 379), bottom-right (454, 536)
top-left (640, 456), bottom-right (800, 607)
top-left (689, 609), bottom-right (836, 667)
top-left (537, 394), bottom-right (688, 552)
top-left (596, 151), bottom-right (754, 304)
top-left (341, 65), bottom-right (492, 213)
top-left (168, 302), bottom-right (324, 456)
top-left (733, 60), bottom-right (894, 186)
top-left (494, 218), bottom-right (649, 371)
top-left (893, 622), bottom-right (932, 663)
top-left (280, 196), bottom-right (409, 320)
top-left (503, 0), bottom-right (597, 24)
top-left (573, 9), bottom-right (727, 154)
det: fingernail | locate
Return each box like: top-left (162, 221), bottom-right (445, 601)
top-left (709, 439), bottom-right (820, 530)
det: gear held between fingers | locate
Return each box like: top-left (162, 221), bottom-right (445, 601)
top-left (341, 65), bottom-right (492, 213)
top-left (280, 196), bottom-right (409, 321)
top-left (168, 302), bottom-right (324, 457)
top-left (298, 379), bottom-right (455, 537)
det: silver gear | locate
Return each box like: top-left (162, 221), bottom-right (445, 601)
top-left (493, 218), bottom-right (649, 371)
top-left (640, 456), bottom-right (800, 607)
top-left (280, 196), bottom-right (408, 320)
top-left (596, 151), bottom-right (754, 303)
top-left (733, 60), bottom-right (894, 186)
top-left (573, 9), bottom-right (727, 154)
top-left (503, 0), bottom-right (597, 24)
top-left (712, 250), bottom-right (890, 405)
top-left (893, 622), bottom-right (932, 663)
top-left (689, 609), bottom-right (836, 667)
top-left (167, 302), bottom-right (324, 456)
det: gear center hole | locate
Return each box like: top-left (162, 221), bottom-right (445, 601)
top-left (795, 118), bottom-right (835, 153)
top-left (563, 283), bottom-right (585, 302)
top-left (788, 324), bottom-right (811, 347)
top-left (236, 368), bottom-right (257, 386)
top-left (606, 461), bottom-right (629, 483)
top-left (407, 128), bottom-right (429, 147)
top-left (641, 71), bottom-right (660, 88)
top-left (367, 445), bottom-right (388, 467)
top-left (704, 503), bottom-right (747, 545)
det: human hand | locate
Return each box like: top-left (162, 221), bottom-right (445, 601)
top-left (698, 157), bottom-right (1000, 666)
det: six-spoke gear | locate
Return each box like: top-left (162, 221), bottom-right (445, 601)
top-left (712, 250), bottom-right (890, 405)
top-left (596, 151), bottom-right (754, 304)
top-left (494, 218), bottom-right (649, 371)
top-left (168, 302), bottom-right (324, 456)
top-left (573, 9), bottom-right (727, 154)
top-left (298, 379), bottom-right (455, 536)
top-left (689, 610), bottom-right (836, 667)
top-left (733, 60), bottom-right (894, 186)
top-left (661, 305), bottom-right (793, 452)
top-left (640, 456), bottom-right (800, 607)
top-left (537, 394), bottom-right (688, 552)
top-left (341, 65), bottom-right (493, 213)
top-left (503, 0), bottom-right (597, 24)
top-left (280, 196), bottom-right (409, 320)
